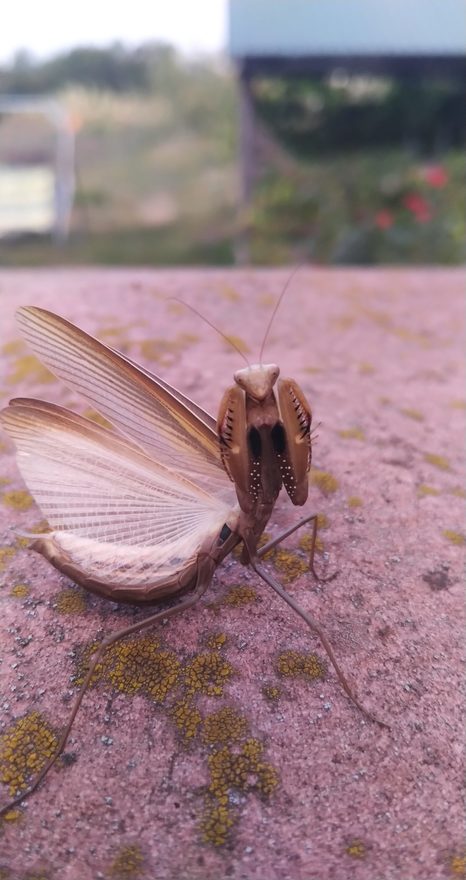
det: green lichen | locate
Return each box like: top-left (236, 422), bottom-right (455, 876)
top-left (184, 652), bottom-right (233, 697)
top-left (309, 469), bottom-right (339, 495)
top-left (0, 711), bottom-right (58, 797)
top-left (347, 495), bottom-right (363, 508)
top-left (202, 707), bottom-right (248, 746)
top-left (108, 844), bottom-right (145, 879)
top-left (2, 490), bottom-right (34, 511)
top-left (276, 649), bottom-right (326, 682)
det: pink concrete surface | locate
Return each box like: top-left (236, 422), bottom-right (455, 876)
top-left (0, 268), bottom-right (464, 880)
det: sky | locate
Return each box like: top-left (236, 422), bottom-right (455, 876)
top-left (0, 0), bottom-right (228, 64)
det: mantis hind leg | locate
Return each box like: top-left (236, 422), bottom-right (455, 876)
top-left (0, 571), bottom-right (211, 819)
top-left (257, 513), bottom-right (338, 583)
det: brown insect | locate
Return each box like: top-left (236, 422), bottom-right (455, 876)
top-left (0, 298), bottom-right (386, 817)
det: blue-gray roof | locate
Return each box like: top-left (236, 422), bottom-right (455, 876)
top-left (229, 0), bottom-right (466, 57)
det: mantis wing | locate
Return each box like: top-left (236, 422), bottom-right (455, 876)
top-left (1, 399), bottom-right (237, 600)
top-left (15, 306), bottom-right (229, 499)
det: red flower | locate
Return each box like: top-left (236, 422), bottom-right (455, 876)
top-left (403, 193), bottom-right (432, 223)
top-left (423, 165), bottom-right (448, 188)
top-left (375, 210), bottom-right (394, 230)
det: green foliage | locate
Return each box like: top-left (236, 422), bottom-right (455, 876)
top-left (253, 75), bottom-right (465, 156)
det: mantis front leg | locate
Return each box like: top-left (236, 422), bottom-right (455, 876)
top-left (257, 513), bottom-right (338, 583)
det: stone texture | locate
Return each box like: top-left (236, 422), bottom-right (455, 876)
top-left (0, 268), bottom-right (464, 880)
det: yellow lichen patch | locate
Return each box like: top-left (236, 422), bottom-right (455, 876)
top-left (202, 738), bottom-right (279, 845)
top-left (450, 854), bottom-right (466, 876)
top-left (1, 807), bottom-right (22, 821)
top-left (209, 738), bottom-right (278, 801)
top-left (9, 583), bottom-right (30, 599)
top-left (171, 699), bottom-right (202, 742)
top-left (417, 484), bottom-right (440, 497)
top-left (0, 477), bottom-right (10, 487)
top-left (73, 641), bottom-right (107, 688)
top-left (338, 427), bottom-right (365, 441)
top-left (223, 585), bottom-right (258, 607)
top-left (106, 639), bottom-right (181, 702)
top-left (378, 395), bottom-right (391, 405)
top-left (2, 490), bottom-right (34, 511)
top-left (303, 365), bottom-right (322, 374)
top-left (200, 801), bottom-right (235, 847)
top-left (205, 632), bottom-right (228, 650)
top-left (202, 707), bottom-right (248, 746)
top-left (0, 711), bottom-right (58, 796)
top-left (310, 469), bottom-right (339, 495)
top-left (358, 361), bottom-right (375, 375)
top-left (108, 843), bottom-right (145, 879)
top-left (223, 335), bottom-right (250, 356)
top-left (271, 549), bottom-right (308, 583)
top-left (346, 839), bottom-right (366, 859)
top-left (450, 400), bottom-right (466, 411)
top-left (54, 588), bottom-right (87, 614)
top-left (0, 547), bottom-right (17, 571)
top-left (450, 486), bottom-right (466, 499)
top-left (218, 284), bottom-right (241, 303)
top-left (333, 314), bottom-right (355, 331)
top-left (276, 650), bottom-right (326, 682)
top-left (83, 408), bottom-right (113, 429)
top-left (424, 453), bottom-right (451, 471)
top-left (262, 685), bottom-right (282, 702)
top-left (139, 334), bottom-right (199, 365)
top-left (400, 408), bottom-right (424, 421)
top-left (184, 652), bottom-right (233, 697)
top-left (298, 533), bottom-right (324, 555)
top-left (7, 355), bottom-right (55, 385)
top-left (348, 495), bottom-right (363, 508)
top-left (2, 339), bottom-right (25, 356)
top-left (442, 530), bottom-right (465, 547)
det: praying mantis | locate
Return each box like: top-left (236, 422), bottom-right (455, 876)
top-left (0, 295), bottom-right (386, 818)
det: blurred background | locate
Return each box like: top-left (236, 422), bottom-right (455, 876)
top-left (0, 0), bottom-right (464, 266)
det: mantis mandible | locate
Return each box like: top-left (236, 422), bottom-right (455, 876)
top-left (0, 295), bottom-right (387, 818)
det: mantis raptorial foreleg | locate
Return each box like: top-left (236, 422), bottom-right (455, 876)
top-left (249, 555), bottom-right (389, 730)
top-left (257, 513), bottom-right (338, 583)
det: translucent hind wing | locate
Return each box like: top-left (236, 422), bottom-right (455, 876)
top-left (15, 306), bottom-right (228, 498)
